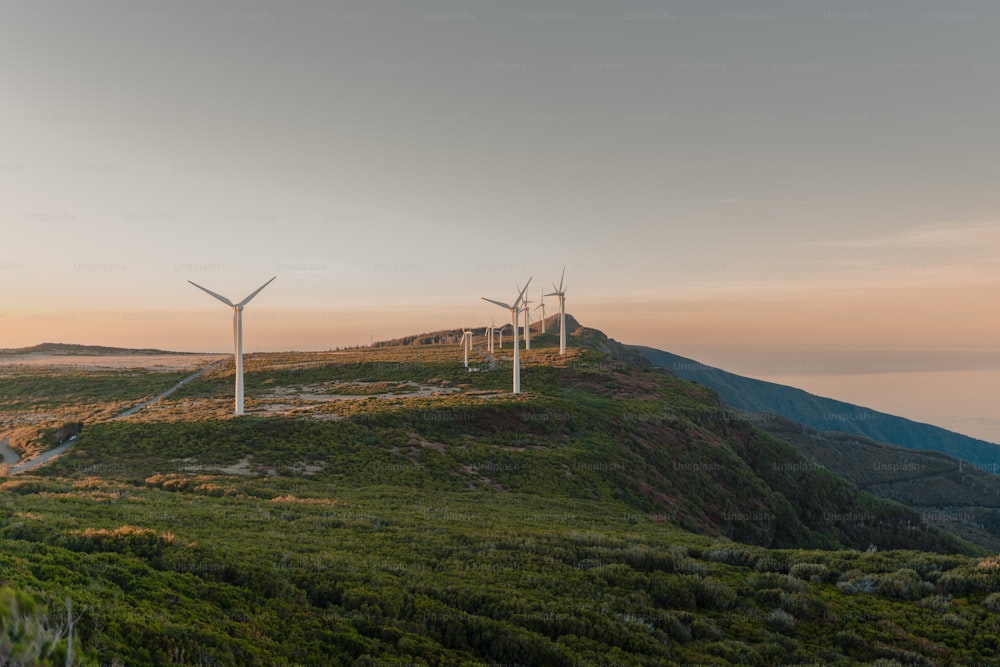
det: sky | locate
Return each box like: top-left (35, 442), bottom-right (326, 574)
top-left (3, 1), bottom-right (1000, 439)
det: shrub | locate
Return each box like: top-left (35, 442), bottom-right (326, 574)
top-left (917, 594), bottom-right (951, 612)
top-left (788, 562), bottom-right (830, 583)
top-left (834, 630), bottom-right (864, 650)
top-left (696, 578), bottom-right (737, 611)
top-left (942, 612), bottom-right (968, 627)
top-left (767, 608), bottom-right (795, 633)
top-left (938, 571), bottom-right (970, 595)
top-left (704, 547), bottom-right (758, 568)
top-left (875, 569), bottom-right (925, 601)
top-left (649, 573), bottom-right (697, 610)
top-left (779, 592), bottom-right (825, 620)
top-left (689, 618), bottom-right (722, 641)
top-left (983, 592), bottom-right (1000, 612)
top-left (837, 572), bottom-right (876, 595)
top-left (65, 526), bottom-right (174, 560)
top-left (660, 613), bottom-right (693, 643)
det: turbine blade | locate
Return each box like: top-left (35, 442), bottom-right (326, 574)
top-left (188, 280), bottom-right (235, 307)
top-left (238, 276), bottom-right (276, 307)
top-left (482, 297), bottom-right (512, 310)
top-left (558, 266), bottom-right (565, 291)
top-left (513, 277), bottom-right (532, 308)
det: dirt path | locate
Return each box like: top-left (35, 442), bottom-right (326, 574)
top-left (5, 358), bottom-right (227, 475)
top-left (9, 439), bottom-right (75, 474)
top-left (112, 358), bottom-right (227, 419)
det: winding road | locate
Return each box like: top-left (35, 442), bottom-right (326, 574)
top-left (2, 358), bottom-right (227, 475)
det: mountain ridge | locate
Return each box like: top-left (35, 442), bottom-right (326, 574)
top-left (634, 345), bottom-right (1000, 469)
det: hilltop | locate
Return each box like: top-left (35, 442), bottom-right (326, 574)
top-left (371, 313), bottom-right (584, 347)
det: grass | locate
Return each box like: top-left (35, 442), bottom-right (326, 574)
top-left (1, 332), bottom-right (996, 664)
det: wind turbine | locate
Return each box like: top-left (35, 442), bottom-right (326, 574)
top-left (482, 278), bottom-right (531, 393)
top-left (535, 291), bottom-right (547, 334)
top-left (519, 287), bottom-right (532, 350)
top-left (188, 276), bottom-right (275, 415)
top-left (460, 326), bottom-right (473, 368)
top-left (545, 267), bottom-right (568, 354)
top-left (485, 320), bottom-right (494, 353)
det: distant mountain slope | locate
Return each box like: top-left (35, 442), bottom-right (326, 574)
top-left (635, 346), bottom-right (1000, 471)
top-left (0, 342), bottom-right (193, 356)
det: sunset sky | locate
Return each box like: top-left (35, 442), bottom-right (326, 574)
top-left (3, 2), bottom-right (1000, 438)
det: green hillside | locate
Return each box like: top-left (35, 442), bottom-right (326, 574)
top-left (1, 328), bottom-right (998, 664)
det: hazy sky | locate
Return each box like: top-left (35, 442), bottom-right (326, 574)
top-left (3, 2), bottom-right (1000, 437)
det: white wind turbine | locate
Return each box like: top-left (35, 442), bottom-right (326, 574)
top-left (460, 326), bottom-right (473, 368)
top-left (519, 287), bottom-right (533, 350)
top-left (484, 320), bottom-right (494, 353)
top-left (482, 278), bottom-right (531, 394)
top-left (535, 290), bottom-right (547, 334)
top-left (545, 267), bottom-right (568, 354)
top-left (188, 276), bottom-right (275, 415)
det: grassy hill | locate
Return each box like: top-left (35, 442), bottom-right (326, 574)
top-left (635, 346), bottom-right (1000, 471)
top-left (1, 325), bottom-right (999, 664)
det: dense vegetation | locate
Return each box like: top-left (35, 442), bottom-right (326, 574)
top-left (1, 331), bottom-right (998, 664)
top-left (0, 368), bottom-right (192, 411)
top-left (3, 480), bottom-right (1000, 665)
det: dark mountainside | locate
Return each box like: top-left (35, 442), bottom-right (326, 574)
top-left (762, 415), bottom-right (1000, 552)
top-left (634, 346), bottom-right (1000, 471)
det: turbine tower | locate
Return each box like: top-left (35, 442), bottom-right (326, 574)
top-left (188, 276), bottom-right (275, 415)
top-left (482, 278), bottom-right (531, 393)
top-left (535, 291), bottom-right (547, 334)
top-left (545, 267), bottom-right (568, 354)
top-left (485, 320), bottom-right (494, 353)
top-left (460, 326), bottom-right (473, 368)
top-left (518, 287), bottom-right (533, 350)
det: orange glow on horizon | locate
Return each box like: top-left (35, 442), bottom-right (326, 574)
top-left (6, 278), bottom-right (1000, 355)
